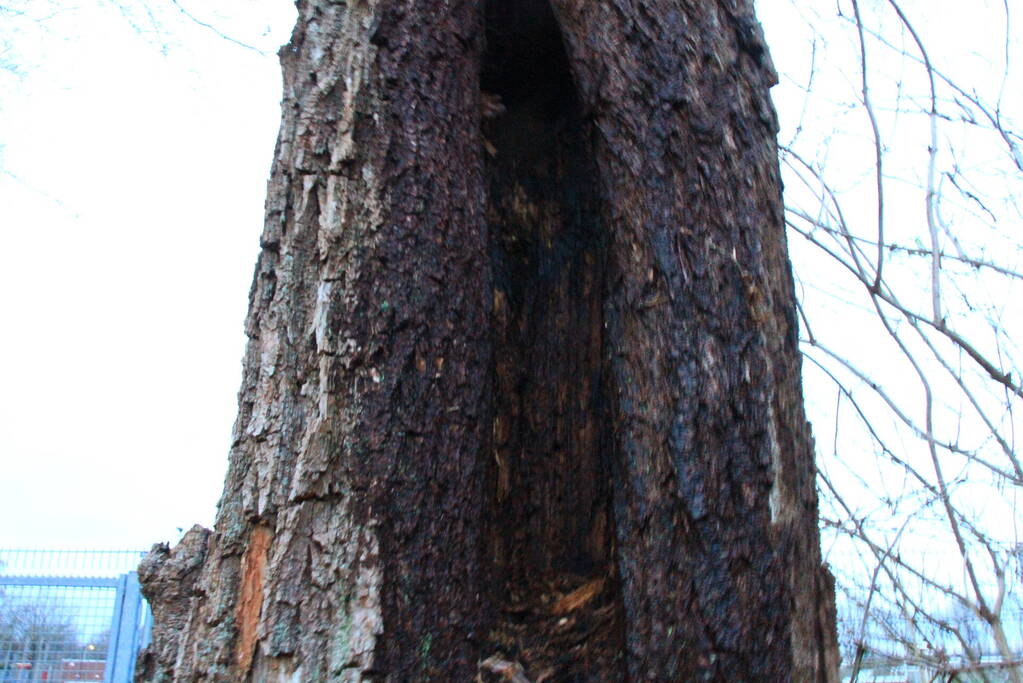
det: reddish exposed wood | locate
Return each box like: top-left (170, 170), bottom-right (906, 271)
top-left (234, 525), bottom-right (271, 673)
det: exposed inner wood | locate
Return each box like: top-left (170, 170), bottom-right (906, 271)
top-left (235, 525), bottom-right (272, 674)
top-left (482, 0), bottom-right (624, 677)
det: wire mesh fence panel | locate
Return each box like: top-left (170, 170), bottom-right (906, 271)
top-left (0, 551), bottom-right (145, 580)
top-left (0, 550), bottom-right (149, 683)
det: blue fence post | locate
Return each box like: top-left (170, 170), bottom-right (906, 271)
top-left (103, 572), bottom-right (144, 683)
top-left (102, 575), bottom-right (126, 683)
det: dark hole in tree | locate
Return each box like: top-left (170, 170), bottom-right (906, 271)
top-left (482, 0), bottom-right (623, 674)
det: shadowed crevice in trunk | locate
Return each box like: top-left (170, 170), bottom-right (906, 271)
top-left (481, 0), bottom-right (625, 678)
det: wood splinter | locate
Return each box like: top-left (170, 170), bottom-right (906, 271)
top-left (479, 654), bottom-right (531, 683)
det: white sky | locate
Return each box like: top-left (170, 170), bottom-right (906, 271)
top-left (0, 1), bottom-right (295, 548)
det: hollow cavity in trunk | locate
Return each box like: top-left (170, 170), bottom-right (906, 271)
top-left (482, 0), bottom-right (624, 676)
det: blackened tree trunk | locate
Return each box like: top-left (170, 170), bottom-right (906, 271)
top-left (138, 0), bottom-right (839, 680)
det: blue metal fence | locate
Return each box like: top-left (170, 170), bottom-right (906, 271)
top-left (0, 550), bottom-right (149, 683)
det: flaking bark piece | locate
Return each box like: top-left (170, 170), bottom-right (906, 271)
top-left (479, 654), bottom-right (532, 683)
top-left (135, 525), bottom-right (211, 682)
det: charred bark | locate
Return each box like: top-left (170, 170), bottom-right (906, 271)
top-left (139, 0), bottom-right (838, 680)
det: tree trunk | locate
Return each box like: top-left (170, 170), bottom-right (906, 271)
top-left (139, 0), bottom-right (839, 680)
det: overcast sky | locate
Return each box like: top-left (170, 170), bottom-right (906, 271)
top-left (0, 0), bottom-right (295, 549)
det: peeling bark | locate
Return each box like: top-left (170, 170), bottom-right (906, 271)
top-left (137, 525), bottom-right (210, 682)
top-left (139, 0), bottom-right (838, 680)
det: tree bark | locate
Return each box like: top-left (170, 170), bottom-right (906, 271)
top-left (139, 0), bottom-right (839, 680)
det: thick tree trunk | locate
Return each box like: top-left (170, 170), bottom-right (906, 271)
top-left (139, 0), bottom-right (839, 680)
